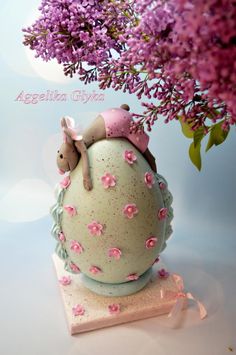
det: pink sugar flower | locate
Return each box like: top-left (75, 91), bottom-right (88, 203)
top-left (145, 236), bottom-right (158, 249)
top-left (158, 268), bottom-right (170, 279)
top-left (64, 205), bottom-right (77, 217)
top-left (123, 150), bottom-right (137, 165)
top-left (108, 247), bottom-right (122, 260)
top-left (60, 175), bottom-right (71, 189)
top-left (70, 262), bottom-right (80, 273)
top-left (89, 265), bottom-right (102, 274)
top-left (70, 240), bottom-right (84, 254)
top-left (72, 304), bottom-right (85, 316)
top-left (87, 221), bottom-right (104, 236)
top-left (108, 303), bottom-right (121, 315)
top-left (101, 172), bottom-right (116, 189)
top-left (59, 232), bottom-right (66, 242)
top-left (59, 275), bottom-right (72, 286)
top-left (159, 181), bottom-right (166, 190)
top-left (152, 256), bottom-right (160, 265)
top-left (123, 203), bottom-right (138, 219)
top-left (144, 172), bottom-right (155, 189)
top-left (126, 273), bottom-right (139, 281)
top-left (158, 207), bottom-right (168, 220)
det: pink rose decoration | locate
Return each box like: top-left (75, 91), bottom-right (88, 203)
top-left (123, 203), bottom-right (139, 219)
top-left (108, 303), bottom-right (121, 315)
top-left (70, 240), bottom-right (84, 254)
top-left (158, 207), bottom-right (168, 220)
top-left (144, 172), bottom-right (155, 189)
top-left (101, 172), bottom-right (116, 189)
top-left (87, 221), bottom-right (104, 236)
top-left (59, 275), bottom-right (72, 286)
top-left (64, 205), bottom-right (77, 217)
top-left (159, 181), bottom-right (166, 190)
top-left (72, 304), bottom-right (85, 316)
top-left (126, 273), bottom-right (139, 281)
top-left (60, 175), bottom-right (71, 189)
top-left (158, 268), bottom-right (170, 279)
top-left (108, 247), bottom-right (122, 260)
top-left (89, 265), bottom-right (102, 274)
top-left (70, 262), bottom-right (80, 273)
top-left (123, 150), bottom-right (137, 164)
top-left (59, 232), bottom-right (66, 242)
top-left (145, 236), bottom-right (158, 249)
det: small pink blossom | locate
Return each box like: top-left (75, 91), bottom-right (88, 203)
top-left (108, 247), bottom-right (122, 260)
top-left (70, 262), bottom-right (80, 273)
top-left (89, 265), bottom-right (102, 274)
top-left (72, 304), bottom-right (85, 316)
top-left (70, 240), bottom-right (84, 254)
top-left (59, 232), bottom-right (66, 242)
top-left (158, 207), bottom-right (168, 220)
top-left (144, 172), bottom-right (155, 188)
top-left (123, 150), bottom-right (137, 164)
top-left (64, 205), bottom-right (77, 217)
top-left (158, 268), bottom-right (170, 279)
top-left (108, 303), bottom-right (121, 315)
top-left (123, 203), bottom-right (139, 219)
top-left (101, 172), bottom-right (116, 189)
top-left (87, 221), bottom-right (104, 236)
top-left (59, 275), bottom-right (72, 286)
top-left (60, 175), bottom-right (71, 189)
top-left (159, 181), bottom-right (166, 190)
top-left (152, 256), bottom-right (160, 265)
top-left (145, 236), bottom-right (158, 249)
top-left (126, 273), bottom-right (139, 281)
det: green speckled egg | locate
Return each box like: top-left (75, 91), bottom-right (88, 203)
top-left (51, 138), bottom-right (173, 284)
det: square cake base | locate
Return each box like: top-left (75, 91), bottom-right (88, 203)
top-left (52, 253), bottom-right (182, 335)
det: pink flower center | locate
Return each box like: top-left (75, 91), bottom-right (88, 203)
top-left (127, 153), bottom-right (132, 159)
top-left (127, 207), bottom-right (133, 213)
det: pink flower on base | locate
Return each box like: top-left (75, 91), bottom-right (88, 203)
top-left (108, 303), bottom-right (121, 315)
top-left (89, 265), bottom-right (102, 274)
top-left (72, 304), bottom-right (85, 316)
top-left (101, 172), bottom-right (116, 189)
top-left (144, 172), bottom-right (155, 189)
top-left (126, 273), bottom-right (139, 281)
top-left (87, 221), bottom-right (104, 236)
top-left (108, 247), bottom-right (122, 260)
top-left (59, 275), bottom-right (72, 286)
top-left (70, 262), bottom-right (80, 273)
top-left (123, 150), bottom-right (137, 165)
top-left (123, 203), bottom-right (138, 219)
top-left (159, 181), bottom-right (166, 190)
top-left (58, 232), bottom-right (66, 242)
top-left (158, 207), bottom-right (168, 220)
top-left (64, 205), bottom-right (77, 217)
top-left (60, 175), bottom-right (71, 189)
top-left (158, 268), bottom-right (170, 279)
top-left (145, 236), bottom-right (158, 249)
top-left (70, 240), bottom-right (84, 254)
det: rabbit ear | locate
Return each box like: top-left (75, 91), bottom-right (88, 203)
top-left (60, 116), bottom-right (75, 143)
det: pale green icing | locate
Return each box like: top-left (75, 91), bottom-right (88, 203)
top-left (50, 186), bottom-right (68, 261)
top-left (60, 138), bottom-right (173, 283)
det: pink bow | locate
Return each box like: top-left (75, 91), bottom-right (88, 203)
top-left (161, 273), bottom-right (207, 320)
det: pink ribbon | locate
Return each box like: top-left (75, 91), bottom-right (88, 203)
top-left (161, 273), bottom-right (207, 320)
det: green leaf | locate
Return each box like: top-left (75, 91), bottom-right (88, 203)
top-left (206, 121), bottom-right (229, 152)
top-left (178, 116), bottom-right (194, 138)
top-left (193, 127), bottom-right (205, 148)
top-left (189, 141), bottom-right (202, 171)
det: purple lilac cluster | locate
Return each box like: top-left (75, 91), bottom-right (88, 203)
top-left (23, 0), bottom-right (135, 78)
top-left (23, 0), bottom-right (236, 148)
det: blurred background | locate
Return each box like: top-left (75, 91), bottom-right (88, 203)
top-left (0, 1), bottom-right (235, 354)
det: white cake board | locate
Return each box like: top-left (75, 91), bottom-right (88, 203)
top-left (52, 253), bottom-right (183, 335)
